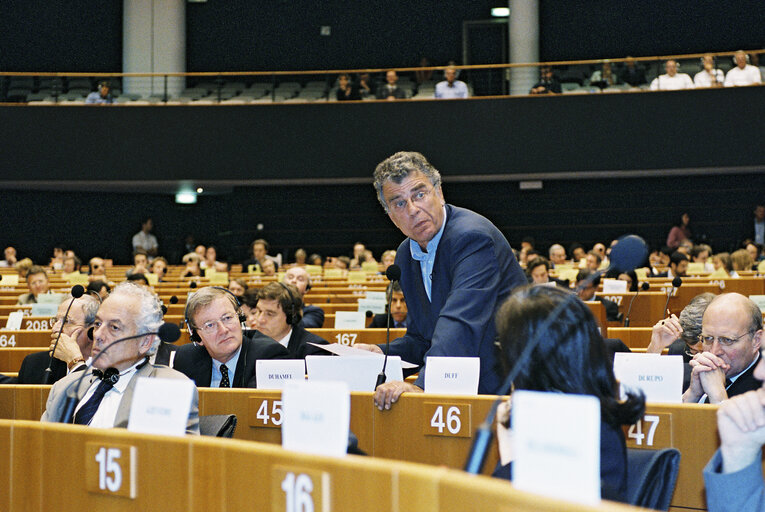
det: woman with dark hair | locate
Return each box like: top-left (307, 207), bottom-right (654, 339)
top-left (493, 285), bottom-right (645, 503)
top-left (618, 270), bottom-right (639, 292)
top-left (666, 212), bottom-right (692, 250)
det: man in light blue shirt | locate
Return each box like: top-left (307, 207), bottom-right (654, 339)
top-left (434, 67), bottom-right (468, 99)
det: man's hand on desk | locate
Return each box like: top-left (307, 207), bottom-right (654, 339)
top-left (374, 381), bottom-right (423, 410)
top-left (353, 343), bottom-right (383, 354)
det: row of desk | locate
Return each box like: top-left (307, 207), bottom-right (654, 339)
top-left (0, 385), bottom-right (741, 510)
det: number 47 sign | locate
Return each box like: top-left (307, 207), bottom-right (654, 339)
top-left (625, 413), bottom-right (673, 449)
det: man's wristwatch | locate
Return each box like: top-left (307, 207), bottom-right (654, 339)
top-left (68, 357), bottom-right (85, 371)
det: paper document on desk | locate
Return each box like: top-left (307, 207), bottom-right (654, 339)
top-left (308, 342), bottom-right (418, 369)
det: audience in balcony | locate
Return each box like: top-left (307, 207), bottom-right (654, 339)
top-left (529, 66), bottom-right (561, 94)
top-left (618, 57), bottom-right (647, 87)
top-left (336, 74), bottom-right (361, 101)
top-left (85, 81), bottom-right (114, 104)
top-left (434, 66), bottom-right (468, 99)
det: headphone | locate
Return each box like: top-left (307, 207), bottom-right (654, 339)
top-left (184, 286), bottom-right (246, 342)
top-left (277, 282), bottom-right (300, 327)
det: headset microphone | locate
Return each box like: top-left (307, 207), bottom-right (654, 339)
top-left (58, 322), bottom-right (181, 423)
top-left (45, 285), bottom-right (85, 383)
top-left (376, 264), bottom-right (402, 389)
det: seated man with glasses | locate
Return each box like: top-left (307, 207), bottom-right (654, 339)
top-left (173, 287), bottom-right (289, 388)
top-left (647, 292), bottom-right (716, 391)
top-left (14, 293), bottom-right (100, 384)
top-left (682, 293), bottom-right (763, 404)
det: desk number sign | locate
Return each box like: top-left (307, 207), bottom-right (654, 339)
top-left (85, 443), bottom-right (137, 498)
top-left (272, 466), bottom-right (329, 512)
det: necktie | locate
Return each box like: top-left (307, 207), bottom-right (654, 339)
top-left (74, 379), bottom-right (115, 425)
top-left (220, 364), bottom-right (230, 388)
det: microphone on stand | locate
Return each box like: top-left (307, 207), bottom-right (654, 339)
top-left (376, 264), bottom-right (401, 389)
top-left (624, 282), bottom-right (650, 327)
top-left (464, 234), bottom-right (648, 474)
top-left (58, 323), bottom-right (181, 423)
top-left (662, 277), bottom-right (682, 318)
top-left (45, 285), bottom-right (85, 383)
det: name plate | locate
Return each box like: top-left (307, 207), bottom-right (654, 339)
top-left (306, 355), bottom-right (403, 392)
top-left (256, 360), bottom-right (306, 389)
top-left (0, 274), bottom-right (19, 285)
top-left (334, 311), bottom-right (366, 329)
top-left (625, 413), bottom-right (673, 449)
top-left (281, 380), bottom-right (350, 457)
top-left (30, 303), bottom-right (58, 317)
top-left (127, 377), bottom-right (195, 436)
top-left (512, 390), bottom-right (601, 505)
top-left (423, 356), bottom-right (480, 395)
top-left (613, 353), bottom-right (683, 403)
top-left (356, 298), bottom-right (386, 315)
top-left (365, 291), bottom-right (386, 301)
top-left (271, 466), bottom-right (330, 512)
top-left (5, 311), bottom-right (23, 330)
top-left (85, 443), bottom-right (137, 499)
top-left (422, 402), bottom-right (472, 438)
top-left (602, 279), bottom-right (628, 294)
top-left (249, 397), bottom-right (284, 428)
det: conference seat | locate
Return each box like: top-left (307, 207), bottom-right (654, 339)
top-left (625, 447), bottom-right (681, 511)
top-left (199, 414), bottom-right (237, 438)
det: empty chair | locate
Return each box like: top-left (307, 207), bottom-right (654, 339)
top-left (199, 414), bottom-right (237, 438)
top-left (625, 448), bottom-right (681, 511)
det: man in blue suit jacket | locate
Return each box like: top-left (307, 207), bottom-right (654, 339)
top-left (356, 151), bottom-right (526, 409)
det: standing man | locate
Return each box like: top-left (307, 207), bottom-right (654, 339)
top-left (356, 151), bottom-right (526, 409)
top-left (173, 287), bottom-right (289, 388)
top-left (282, 266), bottom-right (325, 328)
top-left (41, 282), bottom-right (199, 433)
top-left (434, 66), bottom-right (468, 99)
top-left (132, 217), bottom-right (158, 257)
top-left (253, 283), bottom-right (329, 359)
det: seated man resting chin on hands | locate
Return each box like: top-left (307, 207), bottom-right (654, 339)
top-left (682, 293), bottom-right (763, 404)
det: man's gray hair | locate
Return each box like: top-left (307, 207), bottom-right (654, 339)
top-left (109, 282), bottom-right (164, 355)
top-left (679, 292), bottom-right (715, 345)
top-left (373, 151), bottom-right (442, 212)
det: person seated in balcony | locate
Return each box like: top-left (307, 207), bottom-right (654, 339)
top-left (85, 81), bottom-right (114, 104)
top-left (336, 74), bottom-right (361, 101)
top-left (694, 54), bottom-right (724, 88)
top-left (376, 70), bottom-right (407, 100)
top-left (434, 66), bottom-right (468, 99)
top-left (618, 57), bottom-right (647, 87)
top-left (724, 50), bottom-right (762, 87)
top-left (529, 66), bottom-right (561, 94)
top-left (650, 60), bottom-right (694, 91)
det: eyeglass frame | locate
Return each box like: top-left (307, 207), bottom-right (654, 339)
top-left (196, 313), bottom-right (239, 335)
top-left (698, 330), bottom-right (756, 348)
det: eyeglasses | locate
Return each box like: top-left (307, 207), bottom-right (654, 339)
top-left (50, 315), bottom-right (72, 326)
top-left (197, 314), bottom-right (238, 335)
top-left (699, 331), bottom-right (754, 347)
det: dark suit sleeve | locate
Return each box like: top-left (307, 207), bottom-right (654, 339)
top-left (387, 231), bottom-right (508, 389)
top-left (0, 373), bottom-right (18, 384)
top-left (300, 306), bottom-right (325, 328)
top-left (369, 314), bottom-right (389, 328)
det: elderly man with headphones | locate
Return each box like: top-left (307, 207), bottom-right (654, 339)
top-left (173, 287), bottom-right (289, 388)
top-left (253, 283), bottom-right (330, 359)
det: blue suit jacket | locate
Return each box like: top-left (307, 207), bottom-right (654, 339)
top-left (383, 204), bottom-right (526, 393)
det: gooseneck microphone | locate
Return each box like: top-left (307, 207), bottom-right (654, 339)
top-left (45, 285), bottom-right (85, 383)
top-left (376, 264), bottom-right (401, 389)
top-left (624, 281), bottom-right (650, 327)
top-left (464, 234), bottom-right (648, 474)
top-left (57, 323), bottom-right (181, 423)
top-left (662, 277), bottom-right (682, 318)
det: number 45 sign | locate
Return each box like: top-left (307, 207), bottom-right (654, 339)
top-left (85, 443), bottom-right (137, 499)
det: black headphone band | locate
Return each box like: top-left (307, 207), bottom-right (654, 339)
top-left (184, 286), bottom-right (245, 342)
top-left (277, 282), bottom-right (299, 327)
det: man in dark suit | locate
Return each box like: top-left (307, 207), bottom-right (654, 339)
top-left (282, 266), bottom-right (325, 328)
top-left (369, 281), bottom-right (408, 328)
top-left (41, 282), bottom-right (198, 433)
top-left (173, 286), bottom-right (289, 387)
top-left (575, 269), bottom-right (621, 322)
top-left (356, 151), bottom-right (526, 409)
top-left (683, 293), bottom-right (763, 404)
top-left (253, 283), bottom-right (329, 359)
top-left (16, 292), bottom-right (100, 384)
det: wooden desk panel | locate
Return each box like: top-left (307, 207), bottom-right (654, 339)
top-left (0, 419), bottom-right (634, 512)
top-left (306, 328), bottom-right (407, 346)
top-left (596, 292), bottom-right (666, 327)
top-left (606, 328), bottom-right (653, 349)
